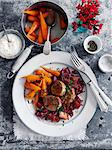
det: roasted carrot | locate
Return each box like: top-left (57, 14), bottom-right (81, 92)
top-left (24, 10), bottom-right (39, 16)
top-left (42, 12), bottom-right (49, 18)
top-left (25, 26), bottom-right (37, 37)
top-left (35, 69), bottom-right (52, 77)
top-left (41, 78), bottom-right (47, 90)
top-left (28, 21), bottom-right (40, 35)
top-left (40, 11), bottom-right (48, 41)
top-left (32, 94), bottom-right (39, 109)
top-left (44, 76), bottom-right (52, 85)
top-left (41, 66), bottom-right (60, 77)
top-left (24, 82), bottom-right (41, 91)
top-left (40, 78), bottom-right (47, 97)
top-left (60, 16), bottom-right (67, 29)
top-left (37, 28), bottom-right (44, 44)
top-left (25, 26), bottom-right (31, 33)
top-left (25, 90), bottom-right (36, 100)
top-left (36, 80), bottom-right (42, 87)
top-left (23, 75), bottom-right (41, 82)
top-left (38, 12), bottom-right (49, 19)
top-left (27, 15), bottom-right (39, 22)
top-left (27, 34), bottom-right (36, 41)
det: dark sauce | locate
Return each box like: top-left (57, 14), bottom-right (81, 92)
top-left (88, 41), bottom-right (97, 52)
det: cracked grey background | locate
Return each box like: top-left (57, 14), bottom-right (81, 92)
top-left (0, 0), bottom-right (112, 149)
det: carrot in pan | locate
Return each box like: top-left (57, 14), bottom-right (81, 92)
top-left (38, 12), bottom-right (49, 19)
top-left (24, 10), bottom-right (39, 16)
top-left (28, 21), bottom-right (40, 35)
top-left (27, 15), bottom-right (39, 22)
top-left (27, 34), bottom-right (36, 42)
top-left (40, 11), bottom-right (48, 41)
top-left (25, 26), bottom-right (37, 37)
top-left (37, 27), bottom-right (44, 44)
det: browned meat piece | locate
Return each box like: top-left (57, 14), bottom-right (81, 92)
top-left (63, 88), bottom-right (76, 104)
top-left (51, 80), bottom-right (66, 96)
top-left (43, 95), bottom-right (60, 111)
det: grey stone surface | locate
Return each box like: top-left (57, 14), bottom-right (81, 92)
top-left (0, 0), bottom-right (112, 149)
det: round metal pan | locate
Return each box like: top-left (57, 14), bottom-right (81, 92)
top-left (21, 1), bottom-right (68, 46)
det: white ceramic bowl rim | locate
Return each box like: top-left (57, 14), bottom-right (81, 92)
top-left (83, 35), bottom-right (102, 54)
top-left (98, 54), bottom-right (112, 73)
top-left (0, 29), bottom-right (25, 59)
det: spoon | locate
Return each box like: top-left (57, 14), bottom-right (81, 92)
top-left (2, 24), bottom-right (10, 42)
top-left (43, 9), bottom-right (56, 55)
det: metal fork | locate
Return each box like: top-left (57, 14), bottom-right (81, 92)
top-left (71, 51), bottom-right (109, 112)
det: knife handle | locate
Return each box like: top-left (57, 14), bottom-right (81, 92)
top-left (7, 45), bottom-right (33, 79)
top-left (89, 82), bottom-right (108, 112)
top-left (91, 81), bottom-right (112, 107)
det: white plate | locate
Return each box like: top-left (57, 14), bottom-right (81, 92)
top-left (12, 51), bottom-right (97, 137)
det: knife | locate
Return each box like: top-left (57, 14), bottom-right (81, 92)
top-left (79, 71), bottom-right (108, 112)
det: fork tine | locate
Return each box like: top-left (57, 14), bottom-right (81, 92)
top-left (72, 52), bottom-right (81, 64)
top-left (71, 52), bottom-right (81, 66)
top-left (71, 55), bottom-right (80, 67)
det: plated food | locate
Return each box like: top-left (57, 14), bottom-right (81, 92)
top-left (23, 66), bottom-right (85, 122)
top-left (13, 51), bottom-right (97, 136)
top-left (22, 1), bottom-right (68, 45)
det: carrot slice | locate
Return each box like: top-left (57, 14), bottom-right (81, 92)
top-left (27, 15), bottom-right (39, 22)
top-left (24, 10), bottom-right (39, 16)
top-left (44, 76), bottom-right (52, 85)
top-left (28, 21), bottom-right (40, 35)
top-left (41, 78), bottom-right (47, 90)
top-left (23, 75), bottom-right (41, 82)
top-left (25, 90), bottom-right (36, 100)
top-left (27, 34), bottom-right (36, 42)
top-left (60, 16), bottom-right (67, 29)
top-left (41, 66), bottom-right (60, 77)
top-left (38, 12), bottom-right (49, 19)
top-left (34, 80), bottom-right (42, 87)
top-left (40, 79), bottom-right (48, 97)
top-left (40, 11), bottom-right (48, 41)
top-left (24, 82), bottom-right (41, 91)
top-left (37, 28), bottom-right (44, 44)
top-left (35, 69), bottom-right (52, 77)
top-left (25, 26), bottom-right (37, 37)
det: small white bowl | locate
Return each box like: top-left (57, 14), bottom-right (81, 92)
top-left (83, 35), bottom-right (102, 54)
top-left (98, 54), bottom-right (112, 73)
top-left (0, 29), bottom-right (25, 59)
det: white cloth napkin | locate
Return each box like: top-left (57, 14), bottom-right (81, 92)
top-left (13, 111), bottom-right (87, 141)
